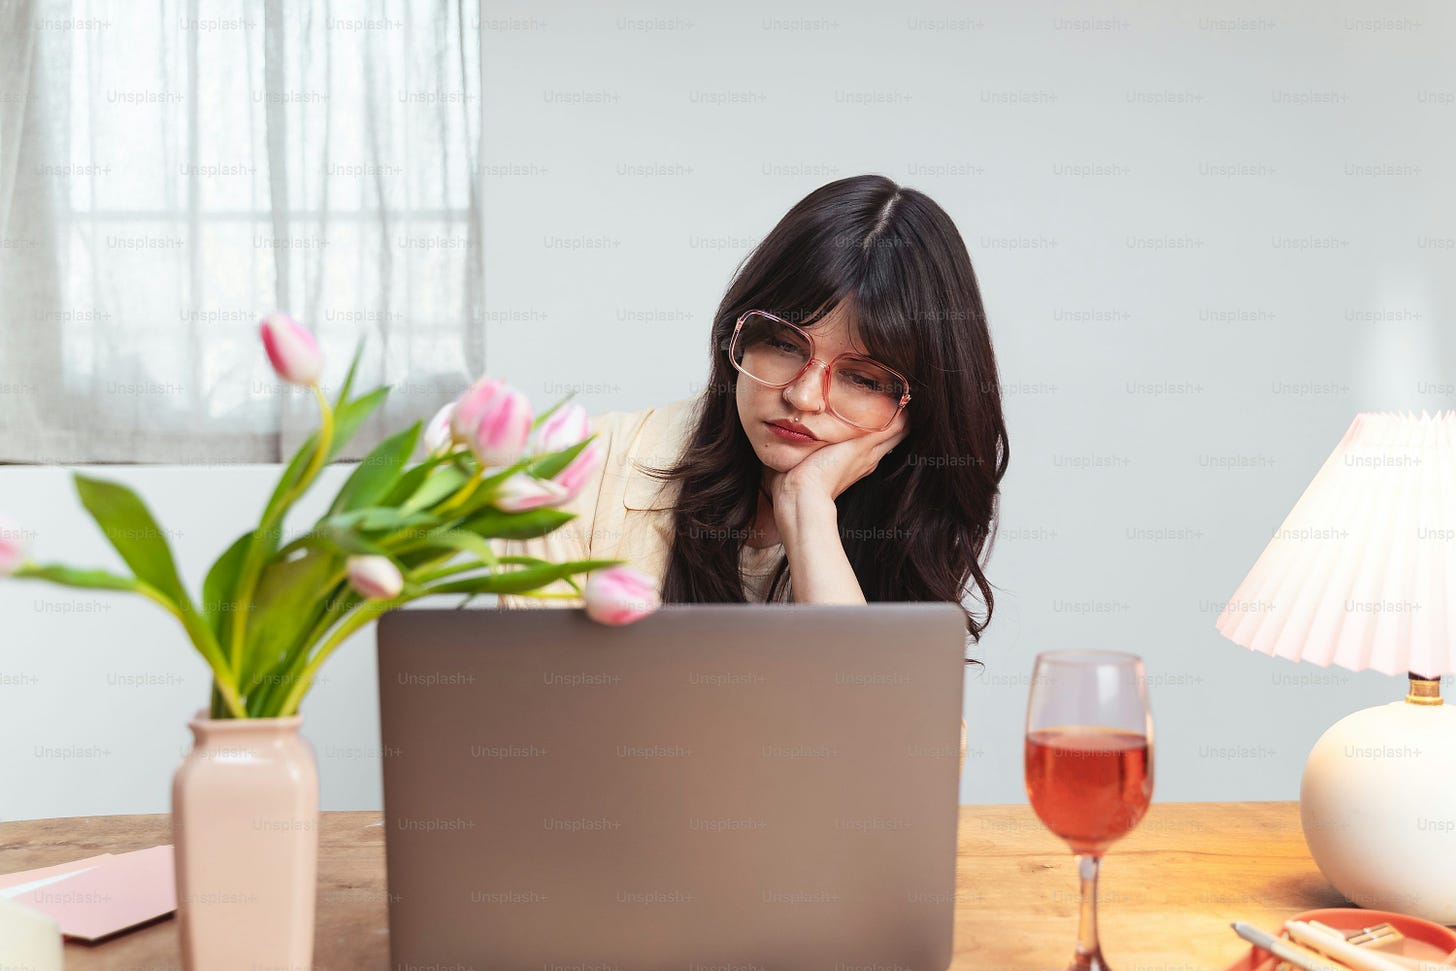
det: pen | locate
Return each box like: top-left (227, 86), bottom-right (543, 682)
top-left (1232, 921), bottom-right (1350, 971)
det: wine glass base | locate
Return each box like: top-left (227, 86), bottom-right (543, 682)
top-left (1067, 949), bottom-right (1112, 971)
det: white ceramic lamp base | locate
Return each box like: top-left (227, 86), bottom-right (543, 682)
top-left (1300, 698), bottom-right (1456, 924)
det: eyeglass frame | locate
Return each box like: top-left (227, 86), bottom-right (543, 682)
top-left (726, 309), bottom-right (912, 432)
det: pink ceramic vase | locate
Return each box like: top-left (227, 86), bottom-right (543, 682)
top-left (172, 708), bottom-right (318, 971)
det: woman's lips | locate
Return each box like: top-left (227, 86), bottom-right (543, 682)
top-left (765, 421), bottom-right (817, 443)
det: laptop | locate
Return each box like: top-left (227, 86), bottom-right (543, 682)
top-left (376, 603), bottom-right (966, 971)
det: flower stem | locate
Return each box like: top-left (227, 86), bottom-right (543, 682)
top-left (274, 597), bottom-right (400, 716)
top-left (297, 384), bottom-right (335, 489)
top-left (434, 466), bottom-right (486, 517)
top-left (228, 385), bottom-right (335, 684)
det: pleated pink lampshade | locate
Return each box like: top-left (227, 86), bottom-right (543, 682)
top-left (1216, 410), bottom-right (1456, 677)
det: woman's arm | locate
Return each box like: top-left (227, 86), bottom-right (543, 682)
top-left (775, 491), bottom-right (865, 604)
top-left (763, 410), bottom-right (907, 605)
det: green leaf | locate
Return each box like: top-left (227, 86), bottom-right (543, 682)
top-left (328, 422), bottom-right (422, 515)
top-left (424, 558), bottom-right (620, 596)
top-left (396, 545), bottom-right (459, 574)
top-left (261, 433), bottom-right (320, 528)
top-left (73, 474), bottom-right (191, 608)
top-left (307, 526), bottom-right (392, 558)
top-left (489, 555), bottom-right (590, 594)
top-left (379, 452), bottom-right (451, 509)
top-left (202, 532), bottom-right (253, 649)
top-left (327, 386), bottom-right (389, 461)
top-left (410, 528), bottom-right (499, 567)
top-left (531, 392), bottom-right (577, 431)
top-left (328, 506), bottom-right (439, 533)
top-left (334, 339), bottom-right (365, 411)
top-left (401, 463), bottom-right (472, 513)
top-left (458, 507), bottom-right (577, 541)
top-left (488, 555), bottom-right (587, 593)
top-left (525, 433), bottom-right (596, 481)
top-left (285, 507), bottom-right (435, 559)
top-left (12, 562), bottom-right (144, 593)
top-left (240, 550), bottom-right (341, 692)
top-left (247, 582), bottom-right (360, 717)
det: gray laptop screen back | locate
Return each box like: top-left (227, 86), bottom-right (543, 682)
top-left (377, 603), bottom-right (966, 970)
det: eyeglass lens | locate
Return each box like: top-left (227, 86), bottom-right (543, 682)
top-left (731, 312), bottom-right (906, 429)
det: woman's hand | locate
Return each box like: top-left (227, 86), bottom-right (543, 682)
top-left (763, 409), bottom-right (909, 510)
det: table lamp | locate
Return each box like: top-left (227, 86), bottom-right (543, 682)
top-left (1216, 410), bottom-right (1455, 924)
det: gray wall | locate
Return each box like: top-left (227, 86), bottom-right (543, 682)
top-left (4, 0), bottom-right (1455, 818)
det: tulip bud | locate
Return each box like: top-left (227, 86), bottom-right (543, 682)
top-left (423, 403), bottom-right (459, 458)
top-left (0, 515), bottom-right (26, 577)
top-left (452, 379), bottom-right (531, 469)
top-left (552, 440), bottom-right (602, 504)
top-left (450, 377), bottom-right (505, 444)
top-left (346, 555), bottom-right (404, 600)
top-left (493, 473), bottom-right (568, 513)
top-left (259, 312), bottom-right (323, 386)
top-left (530, 403), bottom-right (590, 457)
top-left (583, 566), bottom-right (660, 626)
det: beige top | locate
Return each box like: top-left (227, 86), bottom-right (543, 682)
top-left (493, 396), bottom-right (792, 607)
top-left (740, 541), bottom-right (790, 604)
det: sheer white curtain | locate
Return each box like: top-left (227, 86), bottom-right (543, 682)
top-left (0, 0), bottom-right (483, 463)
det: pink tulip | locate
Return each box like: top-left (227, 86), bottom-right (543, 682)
top-left (494, 473), bottom-right (568, 513)
top-left (259, 312), bottom-right (323, 386)
top-left (530, 403), bottom-right (590, 457)
top-left (450, 376), bottom-right (504, 442)
top-left (450, 377), bottom-right (532, 468)
top-left (450, 377), bottom-right (514, 443)
top-left (423, 402), bottom-right (459, 458)
top-left (0, 515), bottom-right (25, 577)
top-left (346, 555), bottom-right (404, 600)
top-left (552, 440), bottom-right (602, 503)
top-left (583, 566), bottom-right (660, 626)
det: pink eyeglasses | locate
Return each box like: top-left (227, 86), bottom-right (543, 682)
top-left (727, 310), bottom-right (911, 431)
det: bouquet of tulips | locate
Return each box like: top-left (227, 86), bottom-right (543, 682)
top-left (0, 313), bottom-right (660, 719)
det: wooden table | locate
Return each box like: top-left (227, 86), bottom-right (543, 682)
top-left (1, 802), bottom-right (1347, 970)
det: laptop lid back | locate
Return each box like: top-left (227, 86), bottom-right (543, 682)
top-left (377, 603), bottom-right (965, 970)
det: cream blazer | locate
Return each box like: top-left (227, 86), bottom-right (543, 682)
top-left (490, 396), bottom-right (969, 774)
top-left (492, 396), bottom-right (698, 609)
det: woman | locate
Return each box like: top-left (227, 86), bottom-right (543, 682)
top-left (498, 174), bottom-right (1008, 653)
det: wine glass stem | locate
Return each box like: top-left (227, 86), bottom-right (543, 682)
top-left (1073, 853), bottom-right (1106, 971)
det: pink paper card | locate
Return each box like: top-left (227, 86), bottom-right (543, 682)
top-left (8, 845), bottom-right (176, 941)
top-left (0, 853), bottom-right (113, 891)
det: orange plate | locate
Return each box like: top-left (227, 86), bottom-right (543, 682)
top-left (1223, 909), bottom-right (1456, 971)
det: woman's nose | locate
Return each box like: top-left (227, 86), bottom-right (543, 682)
top-left (782, 359), bottom-right (829, 413)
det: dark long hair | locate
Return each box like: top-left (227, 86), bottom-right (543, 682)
top-left (643, 175), bottom-right (1009, 653)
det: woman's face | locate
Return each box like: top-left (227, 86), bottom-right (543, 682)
top-left (734, 302), bottom-right (900, 474)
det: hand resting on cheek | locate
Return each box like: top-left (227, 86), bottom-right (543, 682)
top-left (762, 408), bottom-right (910, 510)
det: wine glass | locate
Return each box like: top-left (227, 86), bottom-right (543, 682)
top-left (1024, 650), bottom-right (1154, 971)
